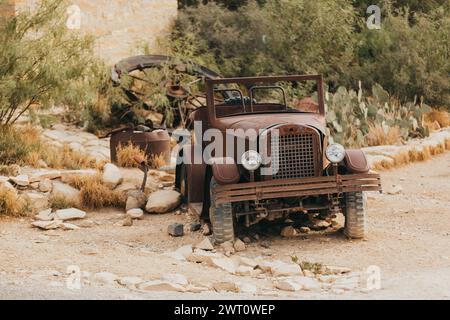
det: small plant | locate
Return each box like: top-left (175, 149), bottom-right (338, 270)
top-left (0, 187), bottom-right (29, 216)
top-left (64, 174), bottom-right (126, 209)
top-left (50, 195), bottom-right (77, 210)
top-left (148, 153), bottom-right (167, 170)
top-left (300, 261), bottom-right (325, 274)
top-left (116, 143), bottom-right (148, 168)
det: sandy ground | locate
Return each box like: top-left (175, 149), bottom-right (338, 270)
top-left (0, 152), bottom-right (449, 300)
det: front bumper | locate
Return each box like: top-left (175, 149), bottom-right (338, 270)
top-left (213, 173), bottom-right (382, 205)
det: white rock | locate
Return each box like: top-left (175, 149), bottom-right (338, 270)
top-left (275, 279), bottom-right (302, 292)
top-left (236, 266), bottom-right (255, 276)
top-left (102, 163), bottom-right (123, 189)
top-left (238, 257), bottom-right (258, 268)
top-left (60, 223), bottom-right (80, 230)
top-left (238, 282), bottom-right (257, 294)
top-left (23, 192), bottom-right (49, 212)
top-left (32, 220), bottom-right (62, 230)
top-left (386, 184), bottom-right (403, 195)
top-left (93, 272), bottom-right (118, 286)
top-left (137, 280), bottom-right (185, 292)
top-left (186, 249), bottom-right (223, 265)
top-left (34, 209), bottom-right (54, 221)
top-left (145, 190), bottom-right (181, 214)
top-left (126, 208), bottom-right (144, 220)
top-left (211, 257), bottom-right (238, 274)
top-left (52, 181), bottom-right (80, 204)
top-left (117, 276), bottom-right (144, 287)
top-left (161, 273), bottom-right (189, 286)
top-left (164, 244), bottom-right (193, 261)
top-left (0, 177), bottom-right (15, 192)
top-left (234, 239), bottom-right (246, 252)
top-left (10, 175), bottom-right (29, 187)
top-left (29, 170), bottom-right (61, 182)
top-left (270, 261), bottom-right (303, 277)
top-left (291, 276), bottom-right (322, 291)
top-left (38, 179), bottom-right (53, 193)
top-left (55, 208), bottom-right (86, 221)
top-left (195, 238), bottom-right (214, 251)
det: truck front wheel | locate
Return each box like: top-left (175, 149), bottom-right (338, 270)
top-left (344, 192), bottom-right (367, 239)
top-left (209, 178), bottom-right (235, 244)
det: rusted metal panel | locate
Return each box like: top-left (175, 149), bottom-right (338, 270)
top-left (213, 173), bottom-right (382, 204)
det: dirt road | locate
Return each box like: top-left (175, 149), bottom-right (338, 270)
top-left (1, 152), bottom-right (449, 300)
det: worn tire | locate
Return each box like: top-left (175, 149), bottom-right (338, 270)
top-left (209, 178), bottom-right (235, 244)
top-left (344, 192), bottom-right (367, 239)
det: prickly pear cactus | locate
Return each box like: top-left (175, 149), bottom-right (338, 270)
top-left (325, 82), bottom-right (430, 147)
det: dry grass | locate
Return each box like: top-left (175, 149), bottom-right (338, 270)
top-left (116, 143), bottom-right (147, 168)
top-left (0, 125), bottom-right (102, 170)
top-left (49, 195), bottom-right (79, 210)
top-left (64, 174), bottom-right (126, 209)
top-left (424, 110), bottom-right (449, 130)
top-left (365, 124), bottom-right (401, 147)
top-left (0, 187), bottom-right (28, 217)
top-left (149, 153), bottom-right (167, 169)
top-left (373, 142), bottom-right (449, 171)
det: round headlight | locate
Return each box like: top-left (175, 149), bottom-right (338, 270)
top-left (241, 150), bottom-right (262, 171)
top-left (326, 143), bottom-right (346, 163)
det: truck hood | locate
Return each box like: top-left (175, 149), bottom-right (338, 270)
top-left (213, 113), bottom-right (327, 135)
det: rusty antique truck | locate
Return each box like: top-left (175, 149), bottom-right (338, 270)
top-left (175, 75), bottom-right (382, 244)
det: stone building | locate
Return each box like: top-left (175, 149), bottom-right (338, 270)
top-left (1, 0), bottom-right (178, 64)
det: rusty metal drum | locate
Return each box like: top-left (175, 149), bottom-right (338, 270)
top-left (110, 128), bottom-right (171, 165)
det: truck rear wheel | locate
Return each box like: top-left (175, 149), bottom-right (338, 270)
top-left (344, 192), bottom-right (367, 239)
top-left (209, 178), bottom-right (235, 244)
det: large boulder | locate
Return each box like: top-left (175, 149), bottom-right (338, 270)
top-left (102, 163), bottom-right (123, 189)
top-left (23, 192), bottom-right (49, 213)
top-left (125, 190), bottom-right (146, 211)
top-left (51, 181), bottom-right (80, 205)
top-left (145, 190), bottom-right (181, 214)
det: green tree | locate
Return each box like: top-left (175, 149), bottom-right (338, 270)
top-left (0, 0), bottom-right (98, 126)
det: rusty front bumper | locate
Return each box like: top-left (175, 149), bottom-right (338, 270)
top-left (213, 173), bottom-right (382, 205)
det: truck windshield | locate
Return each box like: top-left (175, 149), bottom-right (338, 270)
top-left (212, 79), bottom-right (322, 118)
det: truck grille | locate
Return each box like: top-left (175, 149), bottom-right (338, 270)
top-left (271, 130), bottom-right (318, 180)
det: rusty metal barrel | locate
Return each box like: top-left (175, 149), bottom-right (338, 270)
top-left (110, 128), bottom-right (171, 166)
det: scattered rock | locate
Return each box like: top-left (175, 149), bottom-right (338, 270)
top-left (54, 208), bottom-right (86, 221)
top-left (34, 209), bottom-right (54, 221)
top-left (211, 257), bottom-right (238, 274)
top-left (275, 279), bottom-right (302, 292)
top-left (299, 227), bottom-right (311, 234)
top-left (220, 241), bottom-right (235, 256)
top-left (236, 266), bottom-right (255, 276)
top-left (0, 178), bottom-right (15, 192)
top-left (125, 190), bottom-right (147, 211)
top-left (168, 223), bottom-right (184, 237)
top-left (138, 280), bottom-right (185, 292)
top-left (23, 192), bottom-right (49, 213)
top-left (281, 226), bottom-right (298, 237)
top-left (145, 190), bottom-right (181, 214)
top-left (127, 208), bottom-right (144, 220)
top-left (325, 266), bottom-right (352, 275)
top-left (77, 219), bottom-right (96, 228)
top-left (243, 237), bottom-right (252, 244)
top-left (117, 276), bottom-right (144, 288)
top-left (234, 239), bottom-right (246, 252)
top-left (161, 273), bottom-right (188, 286)
top-left (32, 220), bottom-right (62, 230)
top-left (310, 220), bottom-right (331, 230)
top-left (93, 272), bottom-right (118, 286)
top-left (238, 282), bottom-right (257, 294)
top-left (164, 244), bottom-right (193, 261)
top-left (10, 175), bottom-right (29, 187)
top-left (239, 257), bottom-right (258, 268)
top-left (196, 238), bottom-right (214, 251)
top-left (60, 223), bottom-right (80, 231)
top-left (29, 170), bottom-right (61, 182)
top-left (213, 281), bottom-right (240, 293)
top-left (38, 179), bottom-right (53, 193)
top-left (291, 276), bottom-right (322, 291)
top-left (202, 223), bottom-right (212, 236)
top-left (122, 216), bottom-right (133, 227)
top-left (102, 163), bottom-right (123, 189)
top-left (51, 181), bottom-right (80, 205)
top-left (270, 261), bottom-right (303, 277)
top-left (186, 249), bottom-right (223, 265)
top-left (190, 222), bottom-right (202, 232)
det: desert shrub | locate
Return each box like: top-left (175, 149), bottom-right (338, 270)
top-left (0, 126), bottom-right (101, 169)
top-left (64, 174), bottom-right (126, 209)
top-left (0, 188), bottom-right (28, 217)
top-left (49, 195), bottom-right (78, 210)
top-left (365, 124), bottom-right (401, 147)
top-left (173, 0), bottom-right (356, 83)
top-left (0, 0), bottom-right (101, 126)
top-left (116, 143), bottom-right (148, 168)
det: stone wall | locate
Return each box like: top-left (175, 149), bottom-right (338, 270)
top-left (9, 0), bottom-right (178, 64)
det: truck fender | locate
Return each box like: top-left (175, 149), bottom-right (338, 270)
top-left (344, 150), bottom-right (370, 174)
top-left (209, 157), bottom-right (240, 185)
